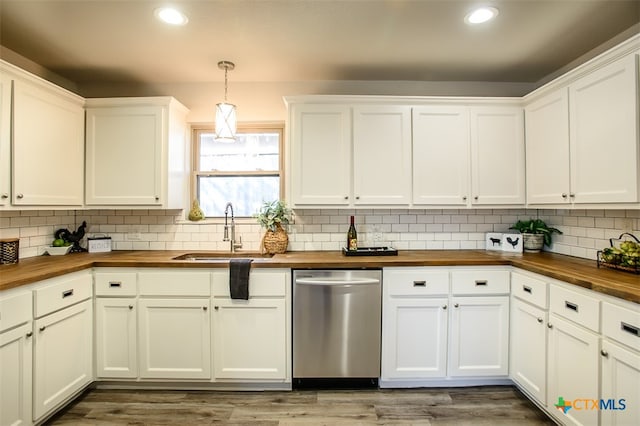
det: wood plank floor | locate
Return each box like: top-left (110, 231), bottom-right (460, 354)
top-left (45, 385), bottom-right (555, 425)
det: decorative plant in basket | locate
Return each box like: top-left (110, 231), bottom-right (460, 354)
top-left (255, 200), bottom-right (292, 254)
top-left (510, 219), bottom-right (562, 252)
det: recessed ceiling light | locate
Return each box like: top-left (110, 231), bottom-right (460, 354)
top-left (464, 7), bottom-right (499, 25)
top-left (154, 7), bottom-right (189, 26)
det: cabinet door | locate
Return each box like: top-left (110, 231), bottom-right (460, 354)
top-left (381, 297), bottom-right (448, 379)
top-left (289, 104), bottom-right (351, 206)
top-left (12, 79), bottom-right (84, 206)
top-left (33, 300), bottom-right (93, 421)
top-left (600, 340), bottom-right (640, 426)
top-left (353, 106), bottom-right (412, 205)
top-left (569, 53), bottom-right (639, 204)
top-left (547, 314), bottom-right (599, 426)
top-left (0, 73), bottom-right (10, 206)
top-left (525, 88), bottom-right (571, 205)
top-left (138, 298), bottom-right (210, 379)
top-left (85, 106), bottom-right (163, 205)
top-left (96, 298), bottom-right (137, 379)
top-left (412, 106), bottom-right (470, 205)
top-left (0, 322), bottom-right (32, 426)
top-left (510, 298), bottom-right (547, 404)
top-left (449, 296), bottom-right (509, 376)
top-left (213, 298), bottom-right (287, 380)
top-left (469, 106), bottom-right (525, 205)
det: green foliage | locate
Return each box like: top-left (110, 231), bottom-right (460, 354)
top-left (510, 219), bottom-right (563, 247)
top-left (255, 200), bottom-right (291, 232)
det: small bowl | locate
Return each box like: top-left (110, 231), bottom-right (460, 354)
top-left (45, 245), bottom-right (73, 256)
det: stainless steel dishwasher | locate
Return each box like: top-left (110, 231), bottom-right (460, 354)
top-left (293, 269), bottom-right (382, 387)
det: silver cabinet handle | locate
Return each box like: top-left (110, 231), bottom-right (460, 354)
top-left (561, 193), bottom-right (568, 199)
top-left (17, 193), bottom-right (24, 199)
top-left (26, 331), bottom-right (33, 338)
top-left (547, 323), bottom-right (553, 329)
top-left (442, 305), bottom-right (447, 310)
top-left (109, 281), bottom-right (122, 288)
top-left (570, 193), bottom-right (575, 198)
top-left (601, 349), bottom-right (609, 357)
top-left (565, 301), bottom-right (579, 312)
top-left (413, 280), bottom-right (426, 287)
top-left (214, 306), bottom-right (219, 310)
top-left (523, 285), bottom-right (532, 294)
top-left (128, 305), bottom-right (134, 310)
top-left (62, 289), bottom-right (74, 298)
top-left (462, 196), bottom-right (467, 201)
top-left (537, 317), bottom-right (543, 323)
top-left (344, 196), bottom-right (348, 200)
top-left (39, 326), bottom-right (46, 332)
top-left (0, 193), bottom-right (7, 199)
top-left (454, 303), bottom-right (459, 308)
top-left (203, 306), bottom-right (208, 311)
top-left (474, 196), bottom-right (479, 200)
top-left (355, 196), bottom-right (360, 200)
top-left (621, 322), bottom-right (640, 337)
top-left (155, 196), bottom-right (160, 201)
top-left (475, 280), bottom-right (488, 286)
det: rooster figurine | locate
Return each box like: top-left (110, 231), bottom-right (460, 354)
top-left (54, 221), bottom-right (88, 253)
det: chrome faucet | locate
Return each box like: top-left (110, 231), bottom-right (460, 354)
top-left (223, 202), bottom-right (242, 252)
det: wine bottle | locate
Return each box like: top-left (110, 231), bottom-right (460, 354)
top-left (347, 215), bottom-right (358, 251)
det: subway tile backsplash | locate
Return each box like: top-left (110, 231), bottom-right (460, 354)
top-left (1, 208), bottom-right (638, 261)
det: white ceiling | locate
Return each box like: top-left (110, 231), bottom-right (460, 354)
top-left (1, 0), bottom-right (638, 95)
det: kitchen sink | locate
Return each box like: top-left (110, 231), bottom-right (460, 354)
top-left (172, 252), bottom-right (274, 262)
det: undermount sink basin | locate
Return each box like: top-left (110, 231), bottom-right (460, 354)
top-left (172, 252), bottom-right (274, 262)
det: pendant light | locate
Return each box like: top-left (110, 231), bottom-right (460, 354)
top-left (215, 61), bottom-right (237, 142)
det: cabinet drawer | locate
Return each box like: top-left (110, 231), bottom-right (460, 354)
top-left (383, 268), bottom-right (449, 296)
top-left (212, 270), bottom-right (287, 297)
top-left (138, 271), bottom-right (210, 296)
top-left (95, 272), bottom-right (137, 296)
top-left (34, 272), bottom-right (93, 318)
top-left (511, 272), bottom-right (547, 308)
top-left (602, 301), bottom-right (640, 352)
top-left (549, 285), bottom-right (600, 332)
top-left (451, 270), bottom-right (510, 295)
top-left (0, 290), bottom-right (32, 332)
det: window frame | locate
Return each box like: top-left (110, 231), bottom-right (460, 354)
top-left (190, 122), bottom-right (285, 218)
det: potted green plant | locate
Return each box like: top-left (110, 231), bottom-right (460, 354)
top-left (510, 219), bottom-right (562, 253)
top-left (255, 200), bottom-right (292, 254)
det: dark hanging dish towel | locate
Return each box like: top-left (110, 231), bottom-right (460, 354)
top-left (229, 258), bottom-right (253, 300)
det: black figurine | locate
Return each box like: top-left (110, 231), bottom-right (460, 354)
top-left (55, 221), bottom-right (88, 253)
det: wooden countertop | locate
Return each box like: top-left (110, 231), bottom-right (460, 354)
top-left (1, 250), bottom-right (638, 303)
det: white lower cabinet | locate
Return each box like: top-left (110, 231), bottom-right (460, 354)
top-left (138, 298), bottom-right (211, 380)
top-left (212, 298), bottom-right (287, 380)
top-left (547, 313), bottom-right (599, 426)
top-left (600, 340), bottom-right (640, 426)
top-left (211, 269), bottom-right (290, 382)
top-left (448, 296), bottom-right (509, 377)
top-left (510, 297), bottom-right (547, 404)
top-left (95, 298), bottom-right (137, 378)
top-left (33, 299), bottom-right (93, 421)
top-left (0, 322), bottom-right (32, 426)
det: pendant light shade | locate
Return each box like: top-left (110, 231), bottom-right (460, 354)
top-left (215, 61), bottom-right (237, 142)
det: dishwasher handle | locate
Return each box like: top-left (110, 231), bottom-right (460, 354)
top-left (295, 278), bottom-right (380, 286)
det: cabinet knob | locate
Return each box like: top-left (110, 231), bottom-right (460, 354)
top-left (128, 305), bottom-right (134, 310)
top-left (344, 196), bottom-right (348, 200)
top-left (547, 323), bottom-right (553, 329)
top-left (561, 193), bottom-right (568, 199)
top-left (155, 196), bottom-right (160, 201)
top-left (26, 331), bottom-right (33, 338)
top-left (39, 326), bottom-right (46, 332)
top-left (17, 193), bottom-right (24, 199)
top-left (203, 306), bottom-right (208, 311)
top-left (537, 317), bottom-right (543, 323)
top-left (462, 196), bottom-right (467, 201)
top-left (570, 193), bottom-right (575, 198)
top-left (214, 306), bottom-right (219, 310)
top-left (454, 303), bottom-right (459, 308)
top-left (442, 305), bottom-right (447, 310)
top-left (0, 193), bottom-right (7, 199)
top-left (601, 349), bottom-right (609, 357)
top-left (355, 196), bottom-right (360, 200)
top-left (474, 196), bottom-right (478, 201)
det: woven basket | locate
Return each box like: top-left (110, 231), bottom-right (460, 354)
top-left (262, 224), bottom-right (289, 254)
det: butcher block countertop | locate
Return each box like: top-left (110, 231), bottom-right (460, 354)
top-left (1, 250), bottom-right (638, 303)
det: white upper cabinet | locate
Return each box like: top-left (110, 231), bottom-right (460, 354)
top-left (470, 106), bottom-right (525, 205)
top-left (289, 104), bottom-right (351, 206)
top-left (412, 106), bottom-right (470, 205)
top-left (0, 72), bottom-right (10, 206)
top-left (353, 105), bottom-right (412, 205)
top-left (525, 88), bottom-right (571, 205)
top-left (8, 66), bottom-right (84, 207)
top-left (85, 97), bottom-right (189, 208)
top-left (569, 53), bottom-right (639, 204)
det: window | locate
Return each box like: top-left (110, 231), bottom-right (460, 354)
top-left (192, 123), bottom-right (283, 217)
